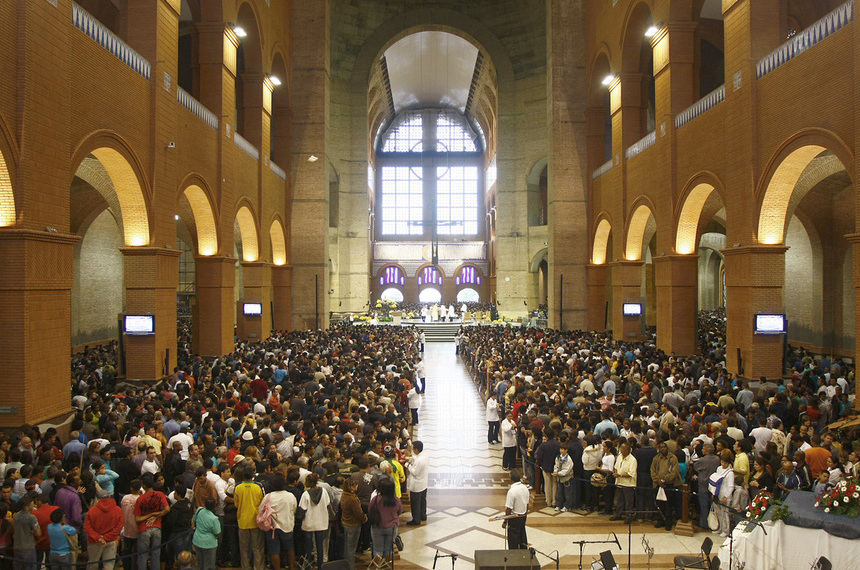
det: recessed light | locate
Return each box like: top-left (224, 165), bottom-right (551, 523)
top-left (308, 155), bottom-right (319, 162)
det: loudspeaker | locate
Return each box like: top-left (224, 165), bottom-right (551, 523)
top-left (474, 550), bottom-right (539, 570)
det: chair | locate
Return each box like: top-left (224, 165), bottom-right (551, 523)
top-left (673, 536), bottom-right (713, 570)
top-left (709, 557), bottom-right (720, 570)
top-left (320, 561), bottom-right (353, 570)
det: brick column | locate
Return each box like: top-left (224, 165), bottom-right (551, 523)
top-left (846, 234), bottom-right (860, 410)
top-left (272, 264), bottom-right (292, 331)
top-left (240, 72), bottom-right (266, 152)
top-left (290, 0), bottom-right (329, 330)
top-left (0, 230), bottom-right (79, 427)
top-left (611, 260), bottom-right (644, 341)
top-left (122, 247), bottom-right (180, 381)
top-left (193, 256), bottom-right (235, 356)
top-left (587, 264), bottom-right (609, 331)
top-left (723, 245), bottom-right (788, 379)
top-left (654, 255), bottom-right (698, 356)
top-left (241, 262), bottom-right (272, 340)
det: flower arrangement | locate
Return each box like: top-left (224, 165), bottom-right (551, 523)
top-left (815, 477), bottom-right (860, 518)
top-left (746, 491), bottom-right (773, 522)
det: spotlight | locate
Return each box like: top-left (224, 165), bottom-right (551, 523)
top-left (645, 22), bottom-right (663, 37)
top-left (230, 23), bottom-right (247, 38)
top-left (602, 74), bottom-right (616, 86)
top-left (268, 74), bottom-right (282, 86)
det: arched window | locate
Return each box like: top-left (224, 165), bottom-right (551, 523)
top-left (455, 265), bottom-right (482, 286)
top-left (376, 110), bottom-right (484, 238)
top-left (379, 265), bottom-right (406, 286)
top-left (417, 266), bottom-right (443, 286)
top-left (418, 288), bottom-right (442, 303)
top-left (380, 288), bottom-right (404, 303)
top-left (457, 288), bottom-right (480, 303)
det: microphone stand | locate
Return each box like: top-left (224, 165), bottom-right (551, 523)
top-left (529, 546), bottom-right (559, 570)
top-left (572, 536), bottom-right (620, 570)
top-left (432, 550), bottom-right (458, 570)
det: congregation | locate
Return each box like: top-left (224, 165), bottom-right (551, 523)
top-left (462, 320), bottom-right (859, 545)
top-left (3, 325), bottom-right (431, 570)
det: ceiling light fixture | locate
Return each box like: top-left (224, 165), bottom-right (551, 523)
top-left (308, 155), bottom-right (319, 162)
top-left (230, 23), bottom-right (247, 38)
top-left (268, 74), bottom-right (282, 86)
top-left (601, 74), bottom-right (616, 86)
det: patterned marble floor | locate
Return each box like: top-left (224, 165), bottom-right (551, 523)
top-left (389, 342), bottom-right (720, 569)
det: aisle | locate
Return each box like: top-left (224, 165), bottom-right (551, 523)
top-left (395, 342), bottom-right (711, 569)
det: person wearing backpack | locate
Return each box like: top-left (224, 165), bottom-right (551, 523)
top-left (192, 498), bottom-right (221, 570)
top-left (261, 473), bottom-right (297, 570)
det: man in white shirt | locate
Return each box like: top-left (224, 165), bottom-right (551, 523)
top-left (415, 357), bottom-right (426, 394)
top-left (502, 470), bottom-right (530, 550)
top-left (406, 441), bottom-right (429, 525)
top-left (167, 427), bottom-right (195, 461)
top-left (486, 394), bottom-right (501, 444)
top-left (407, 386), bottom-right (420, 425)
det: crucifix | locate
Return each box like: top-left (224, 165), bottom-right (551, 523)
top-left (409, 218), bottom-right (462, 266)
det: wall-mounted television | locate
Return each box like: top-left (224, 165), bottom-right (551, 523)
top-left (124, 315), bottom-right (155, 335)
top-left (754, 314), bottom-right (786, 334)
top-left (243, 303), bottom-right (263, 316)
top-left (622, 302), bottom-right (642, 316)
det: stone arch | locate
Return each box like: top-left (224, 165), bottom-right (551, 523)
top-left (529, 248), bottom-right (548, 273)
top-left (234, 2), bottom-right (264, 139)
top-left (234, 203), bottom-right (259, 262)
top-left (592, 216), bottom-right (612, 265)
top-left (526, 158), bottom-right (548, 227)
top-left (675, 172), bottom-right (727, 255)
top-left (270, 49), bottom-right (290, 166)
top-left (526, 157), bottom-right (548, 186)
top-left (587, 46), bottom-right (614, 106)
top-left (784, 210), bottom-right (824, 346)
top-left (269, 217), bottom-right (287, 266)
top-left (625, 200), bottom-right (656, 261)
top-left (757, 129), bottom-right (853, 244)
top-left (620, 1), bottom-right (654, 68)
top-left (178, 174), bottom-right (219, 256)
top-left (0, 114), bottom-right (17, 227)
top-left (620, 1), bottom-right (655, 137)
top-left (72, 132), bottom-right (151, 246)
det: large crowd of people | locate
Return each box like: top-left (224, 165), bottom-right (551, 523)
top-left (462, 322), bottom-right (858, 544)
top-left (7, 326), bottom-right (431, 570)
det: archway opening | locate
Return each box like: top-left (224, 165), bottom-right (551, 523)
top-left (457, 288), bottom-right (480, 303)
top-left (381, 287), bottom-right (404, 303)
top-left (418, 287), bottom-right (442, 304)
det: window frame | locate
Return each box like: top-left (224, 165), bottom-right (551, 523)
top-left (374, 109), bottom-right (485, 241)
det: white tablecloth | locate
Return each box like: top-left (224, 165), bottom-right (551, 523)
top-left (718, 520), bottom-right (860, 570)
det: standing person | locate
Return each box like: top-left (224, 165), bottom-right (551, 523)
top-left (486, 394), bottom-right (500, 445)
top-left (650, 441), bottom-right (682, 531)
top-left (633, 436), bottom-right (657, 521)
top-left (120, 479), bottom-right (142, 570)
top-left (133, 473), bottom-right (170, 570)
top-left (32, 493), bottom-right (58, 569)
top-left (415, 358), bottom-right (426, 394)
top-left (552, 442), bottom-right (574, 512)
top-left (13, 496), bottom-right (41, 570)
top-left (350, 456), bottom-right (377, 554)
top-left (708, 450), bottom-right (736, 538)
top-left (406, 441), bottom-right (428, 525)
top-left (164, 484), bottom-right (194, 567)
top-left (266, 472), bottom-right (297, 570)
top-left (299, 473), bottom-right (331, 569)
top-left (611, 443), bottom-right (638, 523)
top-left (234, 464), bottom-right (266, 570)
top-left (192, 498), bottom-right (221, 570)
top-left (535, 429), bottom-right (560, 510)
top-left (407, 385), bottom-right (420, 426)
top-left (419, 330), bottom-right (426, 352)
top-left (502, 470), bottom-right (529, 550)
top-left (83, 488), bottom-right (124, 570)
top-left (46, 509), bottom-right (76, 570)
top-left (340, 478), bottom-right (365, 570)
top-left (691, 444), bottom-right (721, 530)
top-left (368, 478), bottom-right (402, 568)
top-left (501, 413), bottom-right (518, 470)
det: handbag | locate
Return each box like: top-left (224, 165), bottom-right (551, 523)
top-left (656, 486), bottom-right (667, 502)
top-left (60, 524), bottom-right (80, 565)
top-left (707, 504), bottom-right (720, 531)
top-left (590, 473), bottom-right (607, 488)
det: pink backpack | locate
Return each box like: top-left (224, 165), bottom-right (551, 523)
top-left (256, 494), bottom-right (275, 534)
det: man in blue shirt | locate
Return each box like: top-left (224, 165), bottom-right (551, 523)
top-left (594, 411), bottom-right (619, 438)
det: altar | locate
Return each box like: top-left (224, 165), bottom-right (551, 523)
top-left (718, 491), bottom-right (860, 570)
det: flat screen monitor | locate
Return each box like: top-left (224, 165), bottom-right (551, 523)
top-left (754, 314), bottom-right (786, 334)
top-left (622, 302), bottom-right (642, 316)
top-left (124, 315), bottom-right (155, 335)
top-left (243, 303), bottom-right (263, 316)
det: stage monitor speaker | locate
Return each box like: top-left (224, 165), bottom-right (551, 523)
top-left (474, 550), bottom-right (539, 570)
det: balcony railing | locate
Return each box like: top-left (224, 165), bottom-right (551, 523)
top-left (592, 159), bottom-right (613, 180)
top-left (675, 85), bottom-right (725, 129)
top-left (72, 3), bottom-right (151, 80)
top-left (625, 131), bottom-right (656, 161)
top-left (757, 0), bottom-right (853, 78)
top-left (176, 88), bottom-right (218, 130)
top-left (269, 161), bottom-right (286, 180)
top-left (233, 133), bottom-right (259, 160)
